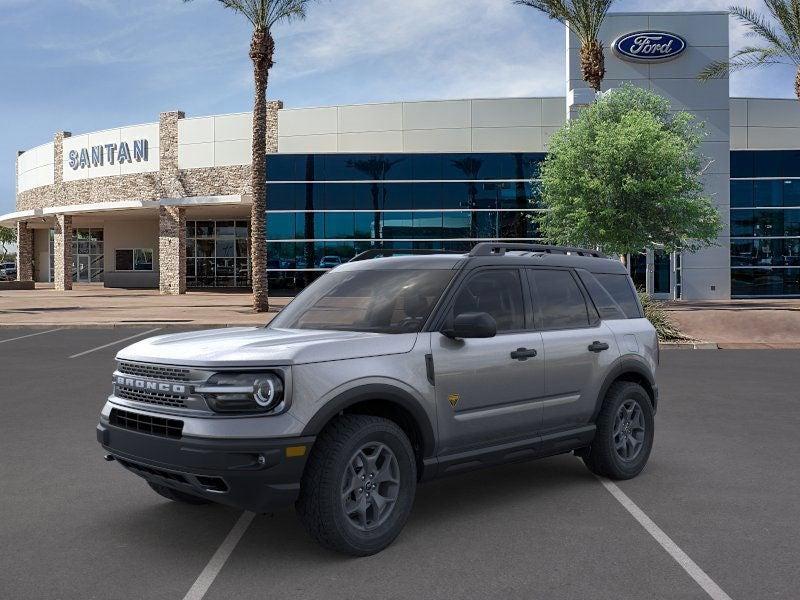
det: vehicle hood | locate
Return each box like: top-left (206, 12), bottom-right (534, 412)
top-left (115, 327), bottom-right (418, 367)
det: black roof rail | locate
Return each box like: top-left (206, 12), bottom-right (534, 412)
top-left (348, 248), bottom-right (461, 262)
top-left (468, 242), bottom-right (607, 259)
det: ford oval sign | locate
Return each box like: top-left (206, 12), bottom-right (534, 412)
top-left (613, 31), bottom-right (687, 62)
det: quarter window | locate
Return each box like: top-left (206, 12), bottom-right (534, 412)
top-left (529, 269), bottom-right (590, 329)
top-left (593, 273), bottom-right (642, 319)
top-left (450, 269), bottom-right (525, 332)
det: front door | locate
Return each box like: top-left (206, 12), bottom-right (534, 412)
top-left (431, 267), bottom-right (545, 455)
top-left (77, 255), bottom-right (90, 282)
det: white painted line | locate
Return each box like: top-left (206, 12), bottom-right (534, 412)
top-left (596, 476), bottom-right (733, 600)
top-left (0, 328), bottom-right (63, 345)
top-left (182, 511), bottom-right (255, 600)
top-left (68, 328), bottom-right (162, 359)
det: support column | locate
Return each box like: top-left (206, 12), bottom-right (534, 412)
top-left (16, 221), bottom-right (33, 282)
top-left (159, 205), bottom-right (185, 295)
top-left (53, 214), bottom-right (73, 291)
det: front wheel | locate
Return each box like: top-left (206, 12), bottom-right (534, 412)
top-left (296, 414), bottom-right (417, 556)
top-left (582, 381), bottom-right (654, 480)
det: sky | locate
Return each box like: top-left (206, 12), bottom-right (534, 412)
top-left (1, 0), bottom-right (797, 215)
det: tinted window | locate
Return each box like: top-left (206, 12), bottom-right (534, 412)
top-left (450, 269), bottom-right (525, 332)
top-left (529, 269), bottom-right (590, 329)
top-left (593, 273), bottom-right (642, 318)
top-left (577, 270), bottom-right (626, 320)
top-left (270, 269), bottom-right (454, 333)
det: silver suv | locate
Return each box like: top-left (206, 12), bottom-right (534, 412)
top-left (97, 243), bottom-right (658, 556)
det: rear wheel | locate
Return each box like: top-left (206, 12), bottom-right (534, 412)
top-left (582, 381), bottom-right (654, 480)
top-left (296, 414), bottom-right (417, 556)
top-left (148, 482), bottom-right (212, 505)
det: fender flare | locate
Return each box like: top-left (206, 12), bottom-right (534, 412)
top-left (592, 357), bottom-right (657, 420)
top-left (301, 383), bottom-right (436, 458)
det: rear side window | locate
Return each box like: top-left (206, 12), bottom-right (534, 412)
top-left (593, 273), bottom-right (642, 318)
top-left (577, 270), bottom-right (627, 320)
top-left (528, 269), bottom-right (590, 329)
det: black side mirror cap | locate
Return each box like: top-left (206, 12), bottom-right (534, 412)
top-left (442, 312), bottom-right (497, 339)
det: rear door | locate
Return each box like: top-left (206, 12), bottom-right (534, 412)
top-left (431, 267), bottom-right (545, 455)
top-left (526, 268), bottom-right (619, 433)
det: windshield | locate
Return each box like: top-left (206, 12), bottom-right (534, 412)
top-left (269, 269), bottom-right (455, 334)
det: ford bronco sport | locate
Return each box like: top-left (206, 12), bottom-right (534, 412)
top-left (97, 243), bottom-right (658, 556)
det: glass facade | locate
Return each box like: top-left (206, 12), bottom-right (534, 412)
top-left (186, 220), bottom-right (251, 288)
top-left (731, 151), bottom-right (800, 296)
top-left (264, 153), bottom-right (545, 290)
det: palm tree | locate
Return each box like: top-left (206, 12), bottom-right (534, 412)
top-left (185, 0), bottom-right (313, 312)
top-left (515, 0), bottom-right (615, 92)
top-left (699, 2), bottom-right (800, 101)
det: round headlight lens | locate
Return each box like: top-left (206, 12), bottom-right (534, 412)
top-left (254, 377), bottom-right (281, 408)
top-left (203, 372), bottom-right (285, 413)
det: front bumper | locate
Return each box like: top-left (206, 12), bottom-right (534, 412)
top-left (97, 421), bottom-right (315, 513)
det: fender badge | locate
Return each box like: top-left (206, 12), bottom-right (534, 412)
top-left (448, 393), bottom-right (460, 408)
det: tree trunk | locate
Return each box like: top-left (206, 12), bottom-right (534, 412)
top-left (796, 67), bottom-right (800, 102)
top-left (580, 40), bottom-right (605, 92)
top-left (250, 29), bottom-right (274, 312)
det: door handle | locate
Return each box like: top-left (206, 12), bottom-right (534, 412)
top-left (510, 347), bottom-right (538, 361)
top-left (588, 341), bottom-right (610, 353)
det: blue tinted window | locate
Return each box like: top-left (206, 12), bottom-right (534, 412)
top-left (443, 212), bottom-right (471, 237)
top-left (412, 155), bottom-right (442, 180)
top-left (730, 151), bottom-right (754, 178)
top-left (411, 182), bottom-right (442, 209)
top-left (266, 155), bottom-right (296, 181)
top-left (266, 213), bottom-right (295, 240)
top-left (295, 212), bottom-right (323, 240)
top-left (754, 151), bottom-right (783, 177)
top-left (324, 183), bottom-right (353, 210)
top-left (267, 184), bottom-right (298, 210)
top-left (413, 212), bottom-right (443, 237)
top-left (732, 268), bottom-right (800, 296)
top-left (355, 213), bottom-right (377, 239)
top-left (441, 183), bottom-right (470, 209)
top-left (353, 183), bottom-right (379, 210)
top-left (445, 155), bottom-right (484, 180)
top-left (783, 180), bottom-right (800, 207)
top-left (382, 183), bottom-right (413, 210)
top-left (730, 181), bottom-right (753, 208)
top-left (754, 180), bottom-right (783, 207)
top-left (325, 213), bottom-right (355, 239)
top-left (382, 212), bottom-right (413, 237)
top-left (730, 210), bottom-right (753, 237)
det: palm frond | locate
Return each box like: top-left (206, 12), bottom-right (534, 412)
top-left (764, 0), bottom-right (800, 46)
top-left (730, 5), bottom-right (800, 64)
top-left (699, 46), bottom-right (789, 80)
top-left (515, 0), bottom-right (615, 43)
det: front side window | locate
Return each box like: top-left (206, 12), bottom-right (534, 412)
top-left (269, 269), bottom-right (454, 334)
top-left (529, 269), bottom-right (590, 329)
top-left (448, 269), bottom-right (525, 332)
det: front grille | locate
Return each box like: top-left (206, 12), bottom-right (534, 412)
top-left (116, 458), bottom-right (188, 484)
top-left (118, 361), bottom-right (191, 382)
top-left (115, 386), bottom-right (187, 408)
top-left (109, 408), bottom-right (183, 439)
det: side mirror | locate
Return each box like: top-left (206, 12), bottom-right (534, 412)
top-left (442, 312), bottom-right (497, 339)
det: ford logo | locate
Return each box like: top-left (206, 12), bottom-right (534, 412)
top-left (613, 31), bottom-right (686, 62)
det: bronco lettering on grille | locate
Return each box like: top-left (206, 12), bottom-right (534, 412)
top-left (115, 376), bottom-right (187, 395)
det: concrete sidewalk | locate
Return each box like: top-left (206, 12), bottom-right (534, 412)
top-left (0, 284), bottom-right (287, 327)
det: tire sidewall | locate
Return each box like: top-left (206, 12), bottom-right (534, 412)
top-left (599, 384), bottom-right (655, 479)
top-left (325, 421), bottom-right (417, 553)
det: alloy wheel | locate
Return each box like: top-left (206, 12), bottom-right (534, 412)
top-left (613, 399), bottom-right (646, 462)
top-left (340, 442), bottom-right (400, 531)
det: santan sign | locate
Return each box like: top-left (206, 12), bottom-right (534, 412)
top-left (68, 139), bottom-right (149, 170)
top-left (613, 31), bottom-right (687, 62)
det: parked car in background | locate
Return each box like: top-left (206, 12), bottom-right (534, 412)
top-left (319, 255), bottom-right (343, 269)
top-left (1, 262), bottom-right (16, 280)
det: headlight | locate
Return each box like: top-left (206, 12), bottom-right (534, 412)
top-left (198, 372), bottom-right (285, 413)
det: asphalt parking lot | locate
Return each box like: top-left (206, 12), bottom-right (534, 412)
top-left (1, 327), bottom-right (799, 600)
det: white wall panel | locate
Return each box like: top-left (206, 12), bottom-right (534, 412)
top-left (747, 98), bottom-right (800, 128)
top-left (746, 127), bottom-right (800, 149)
top-left (402, 128), bottom-right (471, 152)
top-left (338, 103), bottom-right (403, 133)
top-left (730, 126), bottom-right (748, 149)
top-left (278, 134), bottom-right (338, 153)
top-left (472, 127), bottom-right (543, 152)
top-left (214, 113), bottom-right (251, 142)
top-left (729, 99), bottom-right (748, 127)
top-left (471, 98), bottom-right (542, 128)
top-left (214, 139), bottom-right (250, 166)
top-left (338, 131), bottom-right (403, 152)
top-left (278, 107), bottom-right (338, 137)
top-left (403, 100), bottom-right (471, 130)
top-left (648, 13), bottom-right (729, 47)
top-left (178, 142), bottom-right (214, 169)
top-left (179, 117), bottom-right (214, 144)
top-left (541, 98), bottom-right (566, 126)
top-left (691, 110), bottom-right (729, 142)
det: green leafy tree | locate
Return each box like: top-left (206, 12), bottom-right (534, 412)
top-left (515, 0), bottom-right (615, 91)
top-left (699, 2), bottom-right (800, 100)
top-left (184, 0), bottom-right (315, 311)
top-left (537, 84), bottom-right (722, 259)
top-left (0, 226), bottom-right (15, 263)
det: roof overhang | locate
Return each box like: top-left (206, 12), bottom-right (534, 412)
top-left (0, 194), bottom-right (246, 227)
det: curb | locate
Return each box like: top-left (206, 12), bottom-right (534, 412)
top-left (661, 341), bottom-right (719, 350)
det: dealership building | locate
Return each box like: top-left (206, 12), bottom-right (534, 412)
top-left (4, 10), bottom-right (800, 300)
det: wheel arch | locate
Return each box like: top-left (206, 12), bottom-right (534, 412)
top-left (301, 384), bottom-right (436, 474)
top-left (593, 358), bottom-right (657, 421)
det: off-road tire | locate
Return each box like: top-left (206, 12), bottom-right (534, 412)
top-left (296, 414), bottom-right (417, 556)
top-left (582, 381), bottom-right (654, 480)
top-left (148, 482), bottom-right (212, 505)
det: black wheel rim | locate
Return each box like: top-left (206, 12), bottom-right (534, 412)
top-left (340, 442), bottom-right (400, 531)
top-left (613, 399), bottom-right (646, 462)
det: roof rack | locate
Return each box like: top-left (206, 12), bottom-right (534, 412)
top-left (468, 242), bottom-right (607, 258)
top-left (348, 248), bottom-right (461, 262)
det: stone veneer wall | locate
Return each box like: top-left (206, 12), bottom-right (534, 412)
top-left (16, 222), bottom-right (33, 281)
top-left (53, 214), bottom-right (73, 291)
top-left (158, 206), bottom-right (186, 295)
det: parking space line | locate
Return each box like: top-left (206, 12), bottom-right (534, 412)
top-left (596, 476), bottom-right (733, 600)
top-left (68, 328), bottom-right (162, 359)
top-left (0, 329), bottom-right (63, 345)
top-left (182, 511), bottom-right (255, 600)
